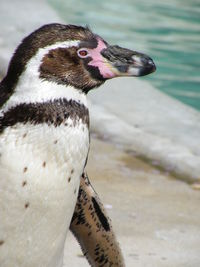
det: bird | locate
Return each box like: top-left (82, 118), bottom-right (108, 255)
top-left (0, 23), bottom-right (156, 267)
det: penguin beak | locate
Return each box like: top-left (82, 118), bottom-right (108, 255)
top-left (101, 45), bottom-right (156, 77)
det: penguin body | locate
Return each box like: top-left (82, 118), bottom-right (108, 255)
top-left (0, 23), bottom-right (156, 266)
top-left (0, 94), bottom-right (89, 267)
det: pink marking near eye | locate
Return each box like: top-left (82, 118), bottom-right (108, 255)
top-left (88, 38), bottom-right (116, 79)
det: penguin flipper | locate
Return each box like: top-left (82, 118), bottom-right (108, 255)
top-left (70, 172), bottom-right (125, 267)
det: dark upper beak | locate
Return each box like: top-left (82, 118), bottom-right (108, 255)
top-left (101, 45), bottom-right (156, 77)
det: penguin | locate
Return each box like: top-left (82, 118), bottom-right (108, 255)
top-left (0, 23), bottom-right (156, 267)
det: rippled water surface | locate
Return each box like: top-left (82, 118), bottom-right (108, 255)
top-left (49, 0), bottom-right (200, 110)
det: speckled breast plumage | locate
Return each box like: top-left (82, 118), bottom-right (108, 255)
top-left (0, 114), bottom-right (89, 267)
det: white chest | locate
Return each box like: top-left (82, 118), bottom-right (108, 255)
top-left (0, 119), bottom-right (89, 267)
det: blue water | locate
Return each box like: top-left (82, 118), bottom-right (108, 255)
top-left (49, 0), bottom-right (200, 110)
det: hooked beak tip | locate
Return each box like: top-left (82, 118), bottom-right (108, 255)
top-left (128, 55), bottom-right (156, 77)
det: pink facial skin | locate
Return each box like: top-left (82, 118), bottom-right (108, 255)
top-left (88, 38), bottom-right (116, 79)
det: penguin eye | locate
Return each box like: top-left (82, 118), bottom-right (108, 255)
top-left (77, 49), bottom-right (89, 58)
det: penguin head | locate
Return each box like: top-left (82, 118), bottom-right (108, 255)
top-left (5, 23), bottom-right (156, 94)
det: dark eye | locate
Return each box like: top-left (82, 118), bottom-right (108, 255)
top-left (77, 49), bottom-right (89, 58)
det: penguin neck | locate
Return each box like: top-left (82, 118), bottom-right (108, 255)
top-left (0, 71), bottom-right (89, 130)
top-left (2, 71), bottom-right (88, 114)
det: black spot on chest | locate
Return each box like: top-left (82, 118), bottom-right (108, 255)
top-left (0, 240), bottom-right (5, 246)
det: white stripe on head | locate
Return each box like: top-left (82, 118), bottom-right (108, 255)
top-left (1, 40), bottom-right (88, 114)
